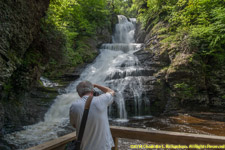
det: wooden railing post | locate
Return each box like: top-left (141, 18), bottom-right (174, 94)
top-left (112, 137), bottom-right (118, 150)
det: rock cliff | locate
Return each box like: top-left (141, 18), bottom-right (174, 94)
top-left (0, 0), bottom-right (50, 85)
top-left (0, 0), bottom-right (50, 135)
top-left (135, 21), bottom-right (225, 115)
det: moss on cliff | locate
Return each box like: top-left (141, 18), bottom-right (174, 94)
top-left (0, 0), bottom-right (50, 85)
top-left (133, 0), bottom-right (225, 114)
top-left (0, 0), bottom-right (51, 133)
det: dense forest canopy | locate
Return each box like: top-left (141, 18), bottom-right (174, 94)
top-left (41, 0), bottom-right (111, 74)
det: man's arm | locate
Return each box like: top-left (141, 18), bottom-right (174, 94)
top-left (93, 84), bottom-right (115, 96)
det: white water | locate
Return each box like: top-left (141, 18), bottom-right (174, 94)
top-left (4, 15), bottom-right (148, 149)
top-left (40, 76), bottom-right (59, 87)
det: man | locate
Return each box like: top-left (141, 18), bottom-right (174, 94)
top-left (70, 80), bottom-right (115, 150)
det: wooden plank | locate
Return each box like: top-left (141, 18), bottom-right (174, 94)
top-left (110, 126), bottom-right (225, 145)
top-left (26, 132), bottom-right (76, 150)
top-left (112, 137), bottom-right (118, 150)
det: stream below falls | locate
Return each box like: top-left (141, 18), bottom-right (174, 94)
top-left (3, 15), bottom-right (225, 150)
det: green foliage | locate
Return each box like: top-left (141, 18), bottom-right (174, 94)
top-left (39, 0), bottom-right (111, 77)
top-left (222, 95), bottom-right (225, 100)
top-left (3, 83), bottom-right (13, 93)
top-left (45, 0), bottom-right (110, 39)
top-left (6, 51), bottom-right (22, 65)
top-left (174, 82), bottom-right (196, 99)
top-left (190, 6), bottom-right (225, 63)
top-left (107, 0), bottom-right (136, 17)
top-left (22, 50), bottom-right (42, 67)
top-left (134, 0), bottom-right (225, 65)
top-left (77, 0), bottom-right (110, 27)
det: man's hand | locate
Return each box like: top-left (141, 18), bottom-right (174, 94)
top-left (93, 84), bottom-right (115, 96)
top-left (93, 84), bottom-right (97, 88)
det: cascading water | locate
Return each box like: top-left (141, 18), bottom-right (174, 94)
top-left (40, 76), bottom-right (59, 87)
top-left (4, 15), bottom-right (151, 149)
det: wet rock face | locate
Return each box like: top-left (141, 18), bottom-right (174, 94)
top-left (96, 27), bottom-right (112, 45)
top-left (0, 103), bottom-right (4, 135)
top-left (207, 65), bottom-right (225, 110)
top-left (0, 0), bottom-right (50, 85)
top-left (0, 84), bottom-right (2, 99)
top-left (135, 23), bottom-right (146, 43)
top-left (0, 0), bottom-right (50, 135)
top-left (133, 24), bottom-right (172, 115)
top-left (134, 48), bottom-right (170, 115)
top-left (1, 80), bottom-right (65, 136)
top-left (134, 21), bottom-right (225, 115)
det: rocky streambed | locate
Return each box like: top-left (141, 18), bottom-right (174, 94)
top-left (112, 112), bottom-right (225, 150)
top-left (111, 113), bottom-right (225, 136)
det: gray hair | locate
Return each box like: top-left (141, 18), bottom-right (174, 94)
top-left (76, 81), bottom-right (94, 96)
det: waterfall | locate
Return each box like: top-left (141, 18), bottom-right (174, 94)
top-left (40, 76), bottom-right (59, 87)
top-left (4, 15), bottom-right (150, 149)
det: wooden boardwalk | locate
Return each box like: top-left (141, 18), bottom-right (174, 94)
top-left (27, 126), bottom-right (225, 150)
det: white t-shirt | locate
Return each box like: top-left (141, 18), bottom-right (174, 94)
top-left (69, 93), bottom-right (114, 150)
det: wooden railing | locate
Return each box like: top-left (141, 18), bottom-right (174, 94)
top-left (27, 126), bottom-right (225, 150)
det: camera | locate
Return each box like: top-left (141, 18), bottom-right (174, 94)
top-left (93, 89), bottom-right (100, 96)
